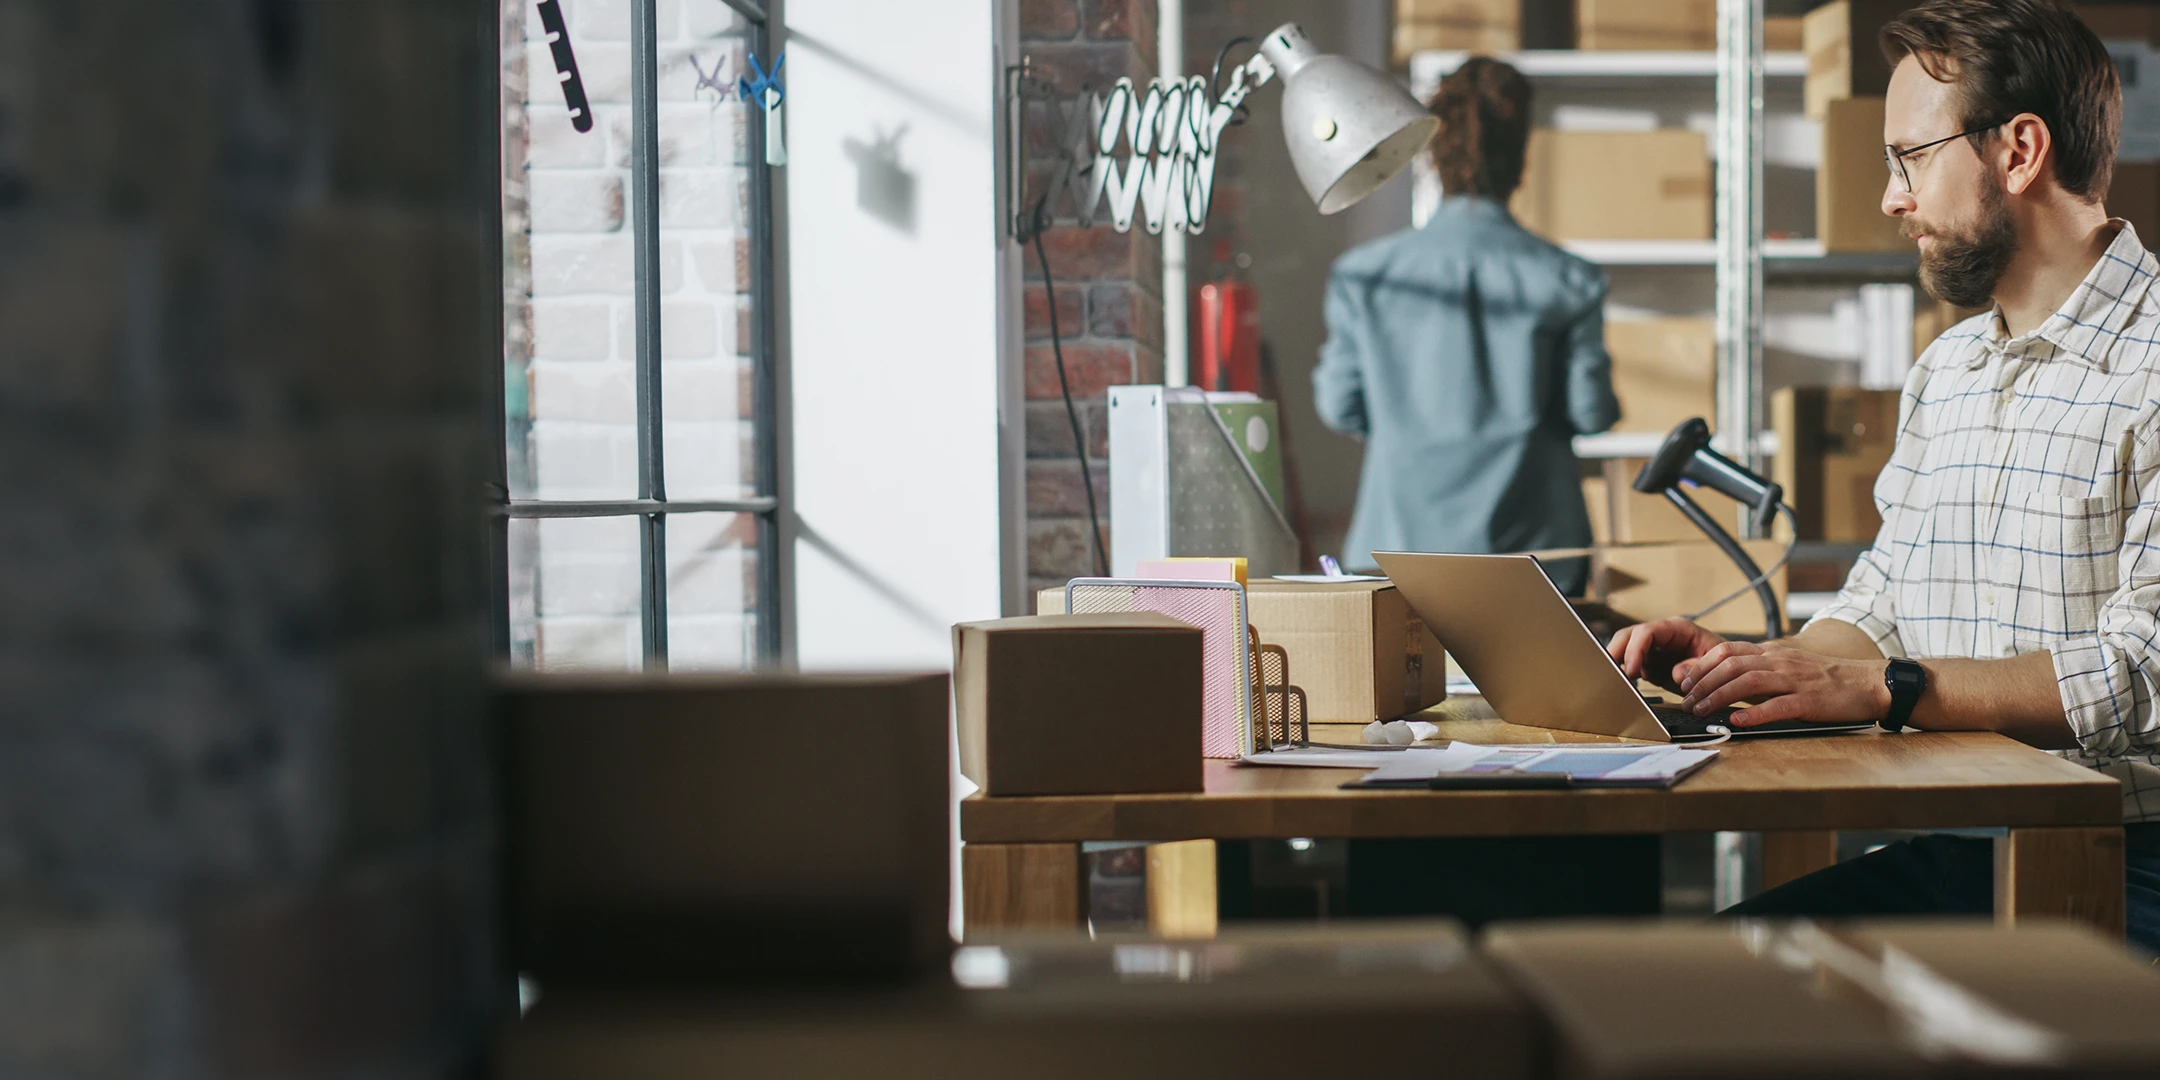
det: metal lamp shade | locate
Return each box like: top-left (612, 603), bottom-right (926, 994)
top-left (1258, 24), bottom-right (1439, 215)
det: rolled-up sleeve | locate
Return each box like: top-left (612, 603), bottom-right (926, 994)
top-left (1313, 269), bottom-right (1368, 437)
top-left (1563, 277), bottom-right (1620, 436)
top-left (1806, 532), bottom-right (1906, 657)
top-left (2051, 418), bottom-right (2160, 757)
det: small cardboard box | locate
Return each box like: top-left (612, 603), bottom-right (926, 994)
top-left (1772, 386), bottom-right (1898, 543)
top-left (953, 613), bottom-right (1202, 796)
top-left (1803, 0), bottom-right (1907, 121)
top-left (1246, 581), bottom-right (1449, 724)
top-left (1576, 0), bottom-right (1714, 51)
top-left (501, 673), bottom-right (952, 987)
top-left (1819, 97), bottom-right (1907, 252)
top-left (1513, 130), bottom-right (1712, 242)
top-left (1607, 317), bottom-right (1717, 435)
top-left (1394, 0), bottom-right (1521, 66)
top-left (1592, 540), bottom-right (1790, 637)
top-left (1035, 584), bottom-right (1448, 725)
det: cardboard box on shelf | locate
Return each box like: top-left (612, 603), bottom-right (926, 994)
top-left (1512, 130), bottom-right (1712, 241)
top-left (1819, 97), bottom-right (1907, 253)
top-left (1765, 15), bottom-right (1803, 52)
top-left (1803, 0), bottom-right (1909, 120)
top-left (1606, 317), bottom-right (1717, 435)
top-left (1595, 458), bottom-right (1748, 545)
top-left (1914, 297), bottom-right (1990, 355)
top-left (501, 672), bottom-right (953, 988)
top-left (1576, 0), bottom-right (1714, 50)
top-left (1038, 582), bottom-right (1449, 725)
top-left (1773, 387), bottom-right (1897, 543)
top-left (953, 613), bottom-right (1203, 796)
top-left (1593, 539), bottom-right (1790, 636)
top-left (2112, 161), bottom-right (2159, 248)
top-left (1394, 0), bottom-right (1520, 65)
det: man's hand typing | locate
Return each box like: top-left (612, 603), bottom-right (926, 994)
top-left (1677, 642), bottom-right (1892, 727)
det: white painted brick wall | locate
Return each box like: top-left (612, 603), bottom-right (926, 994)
top-left (512, 0), bottom-right (756, 670)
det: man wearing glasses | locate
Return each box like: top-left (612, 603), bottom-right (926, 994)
top-left (1606, 0), bottom-right (2160, 950)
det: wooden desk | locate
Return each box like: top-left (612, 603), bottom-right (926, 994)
top-left (961, 702), bottom-right (2125, 938)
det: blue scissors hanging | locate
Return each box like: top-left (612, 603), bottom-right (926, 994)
top-left (740, 50), bottom-right (786, 167)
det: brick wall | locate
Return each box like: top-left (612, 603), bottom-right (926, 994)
top-left (0, 1), bottom-right (497, 1077)
top-left (504, 0), bottom-right (759, 669)
top-left (1020, 0), bottom-right (1165, 596)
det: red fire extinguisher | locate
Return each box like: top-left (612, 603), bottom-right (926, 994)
top-left (1195, 277), bottom-right (1260, 393)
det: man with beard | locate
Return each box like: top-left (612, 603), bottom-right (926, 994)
top-left (1606, 0), bottom-right (2160, 950)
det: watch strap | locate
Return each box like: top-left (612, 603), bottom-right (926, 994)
top-left (1882, 657), bottom-right (1926, 732)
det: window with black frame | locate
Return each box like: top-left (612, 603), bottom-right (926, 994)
top-left (497, 0), bottom-right (781, 671)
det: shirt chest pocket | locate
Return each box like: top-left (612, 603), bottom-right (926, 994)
top-left (1991, 492), bottom-right (2123, 643)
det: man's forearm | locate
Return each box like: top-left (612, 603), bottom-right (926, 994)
top-left (1774, 618), bottom-right (2078, 749)
top-left (1909, 652), bottom-right (2079, 750)
top-left (1782, 617), bottom-right (1886, 661)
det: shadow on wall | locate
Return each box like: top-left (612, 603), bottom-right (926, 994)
top-left (844, 125), bottom-right (917, 233)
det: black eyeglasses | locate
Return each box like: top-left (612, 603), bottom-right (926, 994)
top-left (1884, 121), bottom-right (2008, 193)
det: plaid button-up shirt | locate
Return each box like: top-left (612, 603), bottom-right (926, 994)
top-left (1812, 223), bottom-right (2160, 822)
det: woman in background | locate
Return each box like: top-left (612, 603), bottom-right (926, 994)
top-left (1312, 56), bottom-right (1616, 592)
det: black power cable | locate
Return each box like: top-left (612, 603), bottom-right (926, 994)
top-left (1028, 205), bottom-right (1108, 577)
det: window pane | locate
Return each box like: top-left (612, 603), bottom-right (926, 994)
top-left (510, 516), bottom-right (644, 671)
top-left (666, 512), bottom-right (758, 669)
top-left (658, 6), bottom-right (754, 499)
top-left (505, 0), bottom-right (639, 501)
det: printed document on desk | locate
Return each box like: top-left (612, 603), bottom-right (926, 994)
top-left (1359, 743), bottom-right (1719, 788)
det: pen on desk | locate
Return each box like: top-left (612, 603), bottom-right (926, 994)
top-left (1319, 554), bottom-right (1344, 578)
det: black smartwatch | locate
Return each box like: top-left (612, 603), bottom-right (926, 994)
top-left (1882, 658), bottom-right (1926, 733)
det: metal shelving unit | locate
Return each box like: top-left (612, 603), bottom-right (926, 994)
top-left (1410, 1), bottom-right (1916, 471)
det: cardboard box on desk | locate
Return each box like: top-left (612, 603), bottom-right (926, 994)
top-left (1773, 386), bottom-right (1897, 543)
top-left (1036, 582), bottom-right (1449, 725)
top-left (1607, 318), bottom-right (1716, 435)
top-left (1591, 540), bottom-right (1790, 637)
top-left (500, 672), bottom-right (952, 988)
top-left (1576, 0), bottom-right (1714, 51)
top-left (953, 614), bottom-right (1202, 796)
top-left (1246, 581), bottom-right (1449, 724)
top-left (1393, 0), bottom-right (1519, 66)
top-left (1512, 130), bottom-right (1711, 242)
top-left (1484, 920), bottom-right (2160, 1079)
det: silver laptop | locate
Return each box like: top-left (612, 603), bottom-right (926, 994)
top-left (1372, 550), bottom-right (1875, 743)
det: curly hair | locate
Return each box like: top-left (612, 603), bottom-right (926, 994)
top-left (1426, 56), bottom-right (1533, 200)
top-left (1881, 0), bottom-right (2121, 200)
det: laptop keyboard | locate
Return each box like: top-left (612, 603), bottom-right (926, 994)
top-left (1641, 693), bottom-right (1857, 738)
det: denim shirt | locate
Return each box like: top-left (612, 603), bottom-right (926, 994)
top-left (1313, 196), bottom-right (1618, 579)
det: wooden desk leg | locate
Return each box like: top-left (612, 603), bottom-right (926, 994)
top-left (1995, 826), bottom-right (2125, 939)
top-left (1146, 840), bottom-right (1218, 939)
top-left (962, 842), bottom-right (1086, 937)
top-left (1759, 831), bottom-right (1839, 892)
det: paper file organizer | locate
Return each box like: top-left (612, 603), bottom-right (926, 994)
top-left (1067, 578), bottom-right (1255, 758)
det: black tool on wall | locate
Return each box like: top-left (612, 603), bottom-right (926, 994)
top-left (1633, 417), bottom-right (1793, 638)
top-left (535, 0), bottom-right (593, 132)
